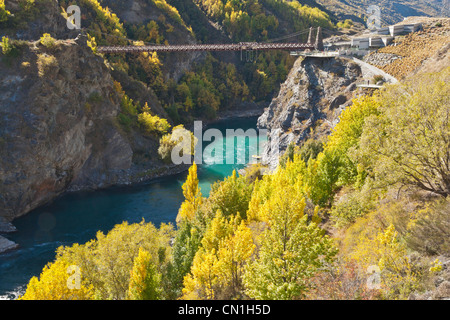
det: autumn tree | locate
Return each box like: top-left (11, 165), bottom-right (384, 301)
top-left (20, 260), bottom-right (93, 300)
top-left (304, 95), bottom-right (380, 207)
top-left (215, 221), bottom-right (255, 298)
top-left (208, 170), bottom-right (253, 219)
top-left (0, 0), bottom-right (10, 23)
top-left (243, 190), bottom-right (337, 300)
top-left (358, 68), bottom-right (450, 197)
top-left (177, 162), bottom-right (202, 223)
top-left (56, 220), bottom-right (174, 300)
top-left (182, 213), bottom-right (255, 299)
top-left (127, 248), bottom-right (162, 300)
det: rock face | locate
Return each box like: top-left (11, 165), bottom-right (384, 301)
top-left (101, 0), bottom-right (206, 81)
top-left (2, 0), bottom-right (73, 40)
top-left (0, 236), bottom-right (18, 254)
top-left (0, 37), bottom-right (133, 220)
top-left (258, 56), bottom-right (363, 169)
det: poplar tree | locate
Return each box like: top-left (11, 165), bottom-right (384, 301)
top-left (127, 248), bottom-right (162, 300)
top-left (177, 162), bottom-right (202, 223)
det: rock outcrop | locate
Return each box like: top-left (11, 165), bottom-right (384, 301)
top-left (258, 56), bottom-right (363, 169)
top-left (0, 36), bottom-right (133, 221)
top-left (0, 236), bottom-right (18, 254)
top-left (2, 0), bottom-right (74, 40)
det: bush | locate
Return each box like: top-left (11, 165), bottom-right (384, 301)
top-left (138, 103), bottom-right (171, 135)
top-left (337, 19), bottom-right (354, 29)
top-left (0, 36), bottom-right (12, 55)
top-left (330, 185), bottom-right (376, 228)
top-left (372, 75), bottom-right (384, 83)
top-left (158, 125), bottom-right (196, 162)
top-left (40, 33), bottom-right (56, 49)
top-left (407, 199), bottom-right (450, 256)
top-left (0, 0), bottom-right (10, 23)
top-left (37, 53), bottom-right (58, 77)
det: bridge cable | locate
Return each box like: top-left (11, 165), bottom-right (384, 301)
top-left (264, 28), bottom-right (312, 43)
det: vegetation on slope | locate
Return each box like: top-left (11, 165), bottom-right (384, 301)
top-left (373, 19), bottom-right (450, 79)
top-left (20, 67), bottom-right (450, 300)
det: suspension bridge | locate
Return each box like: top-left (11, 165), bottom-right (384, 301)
top-left (96, 27), bottom-right (325, 54)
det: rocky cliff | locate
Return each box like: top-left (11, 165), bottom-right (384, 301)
top-left (0, 0), bottom-right (202, 226)
top-left (258, 56), bottom-right (363, 169)
top-left (0, 36), bottom-right (134, 220)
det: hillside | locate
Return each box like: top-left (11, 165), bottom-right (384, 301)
top-left (315, 0), bottom-right (448, 26)
top-left (364, 17), bottom-right (450, 79)
top-left (0, 0), bottom-right (337, 222)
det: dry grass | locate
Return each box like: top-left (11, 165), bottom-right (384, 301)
top-left (374, 19), bottom-right (450, 79)
top-left (37, 53), bottom-right (58, 77)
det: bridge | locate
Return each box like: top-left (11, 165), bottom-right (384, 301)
top-left (97, 27), bottom-right (324, 54)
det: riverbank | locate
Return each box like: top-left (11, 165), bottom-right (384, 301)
top-left (0, 112), bottom-right (266, 255)
top-left (0, 116), bottom-right (260, 296)
top-left (0, 218), bottom-right (17, 254)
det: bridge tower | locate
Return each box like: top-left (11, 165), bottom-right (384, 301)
top-left (315, 26), bottom-right (324, 51)
top-left (307, 27), bottom-right (314, 44)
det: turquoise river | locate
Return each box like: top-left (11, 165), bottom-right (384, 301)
top-left (0, 116), bottom-right (264, 299)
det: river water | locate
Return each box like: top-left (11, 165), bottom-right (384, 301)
top-left (0, 116), bottom-right (264, 299)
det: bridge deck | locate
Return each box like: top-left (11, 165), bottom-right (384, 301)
top-left (97, 42), bottom-right (316, 54)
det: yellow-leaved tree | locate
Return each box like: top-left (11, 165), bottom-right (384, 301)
top-left (177, 162), bottom-right (202, 223)
top-left (127, 248), bottom-right (162, 300)
top-left (182, 213), bottom-right (255, 300)
top-left (19, 260), bottom-right (93, 300)
top-left (243, 186), bottom-right (337, 300)
top-left (349, 223), bottom-right (419, 299)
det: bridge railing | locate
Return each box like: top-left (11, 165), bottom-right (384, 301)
top-left (97, 42), bottom-right (316, 54)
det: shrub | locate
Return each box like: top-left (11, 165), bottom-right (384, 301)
top-left (40, 33), bottom-right (56, 49)
top-left (330, 185), bottom-right (376, 228)
top-left (37, 53), bottom-right (58, 77)
top-left (372, 75), bottom-right (384, 83)
top-left (138, 103), bottom-right (171, 135)
top-left (0, 0), bottom-right (10, 23)
top-left (337, 19), bottom-right (354, 29)
top-left (88, 91), bottom-right (103, 103)
top-left (407, 199), bottom-right (450, 256)
top-left (1, 36), bottom-right (12, 55)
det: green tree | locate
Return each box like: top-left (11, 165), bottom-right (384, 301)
top-left (243, 191), bottom-right (337, 300)
top-left (358, 68), bottom-right (450, 196)
top-left (165, 219), bottom-right (203, 299)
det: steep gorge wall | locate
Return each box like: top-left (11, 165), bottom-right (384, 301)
top-left (0, 37), bottom-right (133, 220)
top-left (258, 56), bottom-right (363, 169)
